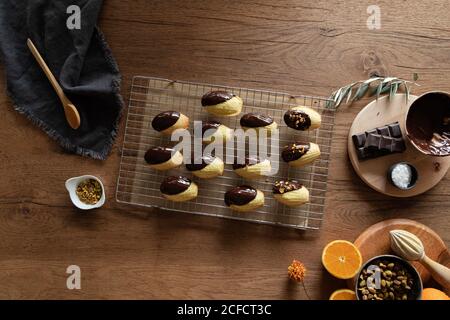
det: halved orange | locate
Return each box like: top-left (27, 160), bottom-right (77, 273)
top-left (322, 240), bottom-right (362, 280)
top-left (329, 289), bottom-right (356, 300)
top-left (422, 288), bottom-right (450, 300)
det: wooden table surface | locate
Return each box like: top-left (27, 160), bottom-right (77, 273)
top-left (0, 0), bottom-right (449, 299)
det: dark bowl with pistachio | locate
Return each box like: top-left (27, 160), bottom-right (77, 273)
top-left (355, 255), bottom-right (422, 300)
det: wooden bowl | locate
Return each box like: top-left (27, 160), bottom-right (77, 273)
top-left (349, 219), bottom-right (450, 290)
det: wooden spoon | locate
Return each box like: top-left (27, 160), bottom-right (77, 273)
top-left (27, 39), bottom-right (81, 129)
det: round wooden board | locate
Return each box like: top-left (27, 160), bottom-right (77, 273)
top-left (348, 219), bottom-right (450, 290)
top-left (348, 94), bottom-right (450, 197)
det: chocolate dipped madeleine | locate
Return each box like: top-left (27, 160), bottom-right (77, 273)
top-left (273, 180), bottom-right (309, 207)
top-left (233, 156), bottom-right (272, 179)
top-left (224, 185), bottom-right (265, 212)
top-left (144, 146), bottom-right (183, 171)
top-left (186, 155), bottom-right (224, 179)
top-left (152, 111), bottom-right (189, 135)
top-left (202, 120), bottom-right (233, 144)
top-left (201, 90), bottom-right (243, 116)
top-left (160, 176), bottom-right (198, 202)
top-left (281, 142), bottom-right (321, 167)
top-left (284, 106), bottom-right (321, 131)
top-left (240, 113), bottom-right (278, 133)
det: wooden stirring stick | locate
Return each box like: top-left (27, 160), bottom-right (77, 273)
top-left (27, 39), bottom-right (81, 130)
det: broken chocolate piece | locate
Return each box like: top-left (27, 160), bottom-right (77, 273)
top-left (364, 133), bottom-right (381, 151)
top-left (352, 133), bottom-right (366, 148)
top-left (352, 122), bottom-right (406, 160)
top-left (391, 138), bottom-right (406, 153)
top-left (388, 123), bottom-right (402, 138)
top-left (377, 126), bottom-right (390, 137)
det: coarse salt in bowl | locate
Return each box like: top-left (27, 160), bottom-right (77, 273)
top-left (388, 162), bottom-right (418, 190)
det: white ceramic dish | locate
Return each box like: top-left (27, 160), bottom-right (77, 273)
top-left (65, 175), bottom-right (105, 210)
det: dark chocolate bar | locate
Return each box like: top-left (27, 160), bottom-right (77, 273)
top-left (352, 122), bottom-right (406, 160)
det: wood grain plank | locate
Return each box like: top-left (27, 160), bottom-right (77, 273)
top-left (0, 0), bottom-right (449, 299)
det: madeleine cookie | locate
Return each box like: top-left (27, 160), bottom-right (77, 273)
top-left (233, 156), bottom-right (272, 179)
top-left (273, 180), bottom-right (309, 207)
top-left (160, 176), bottom-right (198, 202)
top-left (152, 111), bottom-right (189, 135)
top-left (282, 142), bottom-right (321, 167)
top-left (186, 155), bottom-right (224, 179)
top-left (144, 146), bottom-right (183, 170)
top-left (240, 113), bottom-right (278, 133)
top-left (201, 90), bottom-right (243, 116)
top-left (284, 106), bottom-right (321, 130)
top-left (224, 185), bottom-right (264, 212)
top-left (202, 121), bottom-right (233, 144)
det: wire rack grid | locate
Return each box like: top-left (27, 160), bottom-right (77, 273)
top-left (116, 76), bottom-right (336, 230)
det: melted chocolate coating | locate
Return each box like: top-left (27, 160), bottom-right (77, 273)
top-left (232, 156), bottom-right (261, 170)
top-left (240, 113), bottom-right (274, 128)
top-left (281, 143), bottom-right (310, 162)
top-left (144, 147), bottom-right (175, 165)
top-left (186, 155), bottom-right (215, 171)
top-left (152, 111), bottom-right (180, 132)
top-left (201, 91), bottom-right (235, 106)
top-left (160, 176), bottom-right (191, 195)
top-left (273, 180), bottom-right (302, 194)
top-left (202, 121), bottom-right (221, 136)
top-left (406, 92), bottom-right (450, 156)
top-left (284, 110), bottom-right (311, 130)
top-left (224, 185), bottom-right (257, 206)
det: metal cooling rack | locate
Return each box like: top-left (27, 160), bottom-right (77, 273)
top-left (116, 76), bottom-right (336, 230)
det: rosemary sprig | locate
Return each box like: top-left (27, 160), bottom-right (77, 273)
top-left (326, 76), bottom-right (419, 109)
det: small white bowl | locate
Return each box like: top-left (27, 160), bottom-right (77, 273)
top-left (65, 175), bottom-right (106, 210)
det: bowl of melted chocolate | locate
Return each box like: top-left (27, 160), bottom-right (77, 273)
top-left (406, 92), bottom-right (450, 156)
